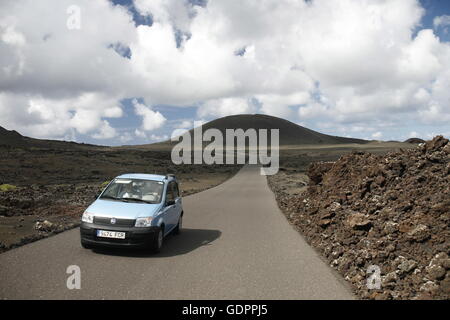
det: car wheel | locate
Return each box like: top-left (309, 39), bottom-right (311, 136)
top-left (150, 227), bottom-right (164, 253)
top-left (81, 241), bottom-right (92, 249)
top-left (174, 215), bottom-right (182, 235)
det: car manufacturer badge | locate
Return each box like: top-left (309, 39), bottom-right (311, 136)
top-left (110, 218), bottom-right (116, 224)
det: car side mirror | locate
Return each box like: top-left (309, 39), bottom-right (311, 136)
top-left (166, 200), bottom-right (175, 206)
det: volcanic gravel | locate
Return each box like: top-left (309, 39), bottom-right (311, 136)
top-left (269, 136), bottom-right (450, 300)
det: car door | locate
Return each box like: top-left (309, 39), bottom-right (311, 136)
top-left (163, 182), bottom-right (177, 233)
top-left (172, 182), bottom-right (182, 222)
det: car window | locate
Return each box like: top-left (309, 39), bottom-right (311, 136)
top-left (100, 178), bottom-right (164, 203)
top-left (166, 182), bottom-right (175, 202)
top-left (173, 182), bottom-right (179, 198)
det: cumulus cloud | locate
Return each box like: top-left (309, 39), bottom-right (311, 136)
top-left (0, 0), bottom-right (134, 139)
top-left (92, 120), bottom-right (117, 139)
top-left (149, 133), bottom-right (169, 142)
top-left (197, 97), bottom-right (257, 118)
top-left (1, 0), bottom-right (450, 142)
top-left (0, 91), bottom-right (123, 139)
top-left (134, 128), bottom-right (147, 138)
top-left (119, 131), bottom-right (133, 143)
top-left (371, 132), bottom-right (383, 140)
top-left (408, 131), bottom-right (419, 138)
top-left (175, 120), bottom-right (194, 129)
top-left (434, 15), bottom-right (450, 29)
top-left (134, 0), bottom-right (196, 33)
top-left (132, 99), bottom-right (166, 131)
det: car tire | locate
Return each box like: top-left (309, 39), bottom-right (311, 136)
top-left (174, 215), bottom-right (182, 235)
top-left (150, 227), bottom-right (164, 253)
top-left (81, 241), bottom-right (92, 249)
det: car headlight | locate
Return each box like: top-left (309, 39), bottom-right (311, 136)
top-left (135, 217), bottom-right (152, 227)
top-left (82, 211), bottom-right (94, 223)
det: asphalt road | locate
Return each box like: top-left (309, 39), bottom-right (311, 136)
top-left (0, 166), bottom-right (354, 299)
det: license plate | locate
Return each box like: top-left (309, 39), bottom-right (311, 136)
top-left (96, 230), bottom-right (126, 239)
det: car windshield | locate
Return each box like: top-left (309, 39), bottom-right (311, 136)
top-left (100, 178), bottom-right (164, 204)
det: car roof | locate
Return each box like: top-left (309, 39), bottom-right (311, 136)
top-left (116, 173), bottom-right (175, 182)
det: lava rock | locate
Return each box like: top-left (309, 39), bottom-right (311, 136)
top-left (34, 220), bottom-right (56, 232)
top-left (407, 224), bottom-right (430, 242)
top-left (268, 135), bottom-right (450, 300)
top-left (347, 213), bottom-right (372, 230)
top-left (426, 265), bottom-right (446, 281)
top-left (398, 259), bottom-right (418, 275)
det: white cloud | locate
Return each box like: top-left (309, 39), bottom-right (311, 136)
top-left (175, 120), bottom-right (194, 129)
top-left (134, 0), bottom-right (196, 33)
top-left (408, 131), bottom-right (419, 138)
top-left (198, 97), bottom-right (257, 118)
top-left (0, 91), bottom-right (123, 139)
top-left (132, 99), bottom-right (166, 131)
top-left (150, 134), bottom-right (169, 142)
top-left (0, 0), bottom-right (133, 140)
top-left (92, 120), bottom-right (117, 139)
top-left (134, 128), bottom-right (147, 138)
top-left (1, 25), bottom-right (26, 47)
top-left (425, 131), bottom-right (450, 140)
top-left (434, 15), bottom-right (450, 28)
top-left (371, 131), bottom-right (383, 140)
top-left (258, 92), bottom-right (310, 118)
top-left (170, 128), bottom-right (188, 139)
top-left (1, 0), bottom-right (450, 142)
top-left (119, 132), bottom-right (133, 143)
top-left (299, 102), bottom-right (328, 120)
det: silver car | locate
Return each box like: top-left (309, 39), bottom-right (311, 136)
top-left (80, 173), bottom-right (183, 252)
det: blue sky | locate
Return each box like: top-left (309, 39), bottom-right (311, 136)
top-left (0, 0), bottom-right (449, 145)
top-left (421, 0), bottom-right (450, 40)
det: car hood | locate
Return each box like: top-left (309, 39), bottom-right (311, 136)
top-left (86, 199), bottom-right (162, 219)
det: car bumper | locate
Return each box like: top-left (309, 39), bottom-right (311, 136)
top-left (80, 222), bottom-right (159, 248)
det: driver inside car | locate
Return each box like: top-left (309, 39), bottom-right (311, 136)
top-left (119, 183), bottom-right (134, 198)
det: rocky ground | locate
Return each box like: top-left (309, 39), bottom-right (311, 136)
top-left (268, 136), bottom-right (450, 300)
top-left (0, 183), bottom-right (99, 252)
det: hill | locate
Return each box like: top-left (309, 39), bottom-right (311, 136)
top-left (141, 114), bottom-right (368, 148)
top-left (0, 126), bottom-right (28, 147)
top-left (198, 114), bottom-right (367, 145)
top-left (2, 114), bottom-right (368, 150)
top-left (0, 126), bottom-right (102, 150)
top-left (405, 138), bottom-right (426, 144)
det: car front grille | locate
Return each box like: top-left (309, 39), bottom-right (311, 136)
top-left (94, 216), bottom-right (135, 227)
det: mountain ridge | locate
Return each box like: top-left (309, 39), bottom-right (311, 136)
top-left (192, 114), bottom-right (368, 145)
top-left (0, 125), bottom-right (101, 149)
top-left (1, 114), bottom-right (369, 149)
